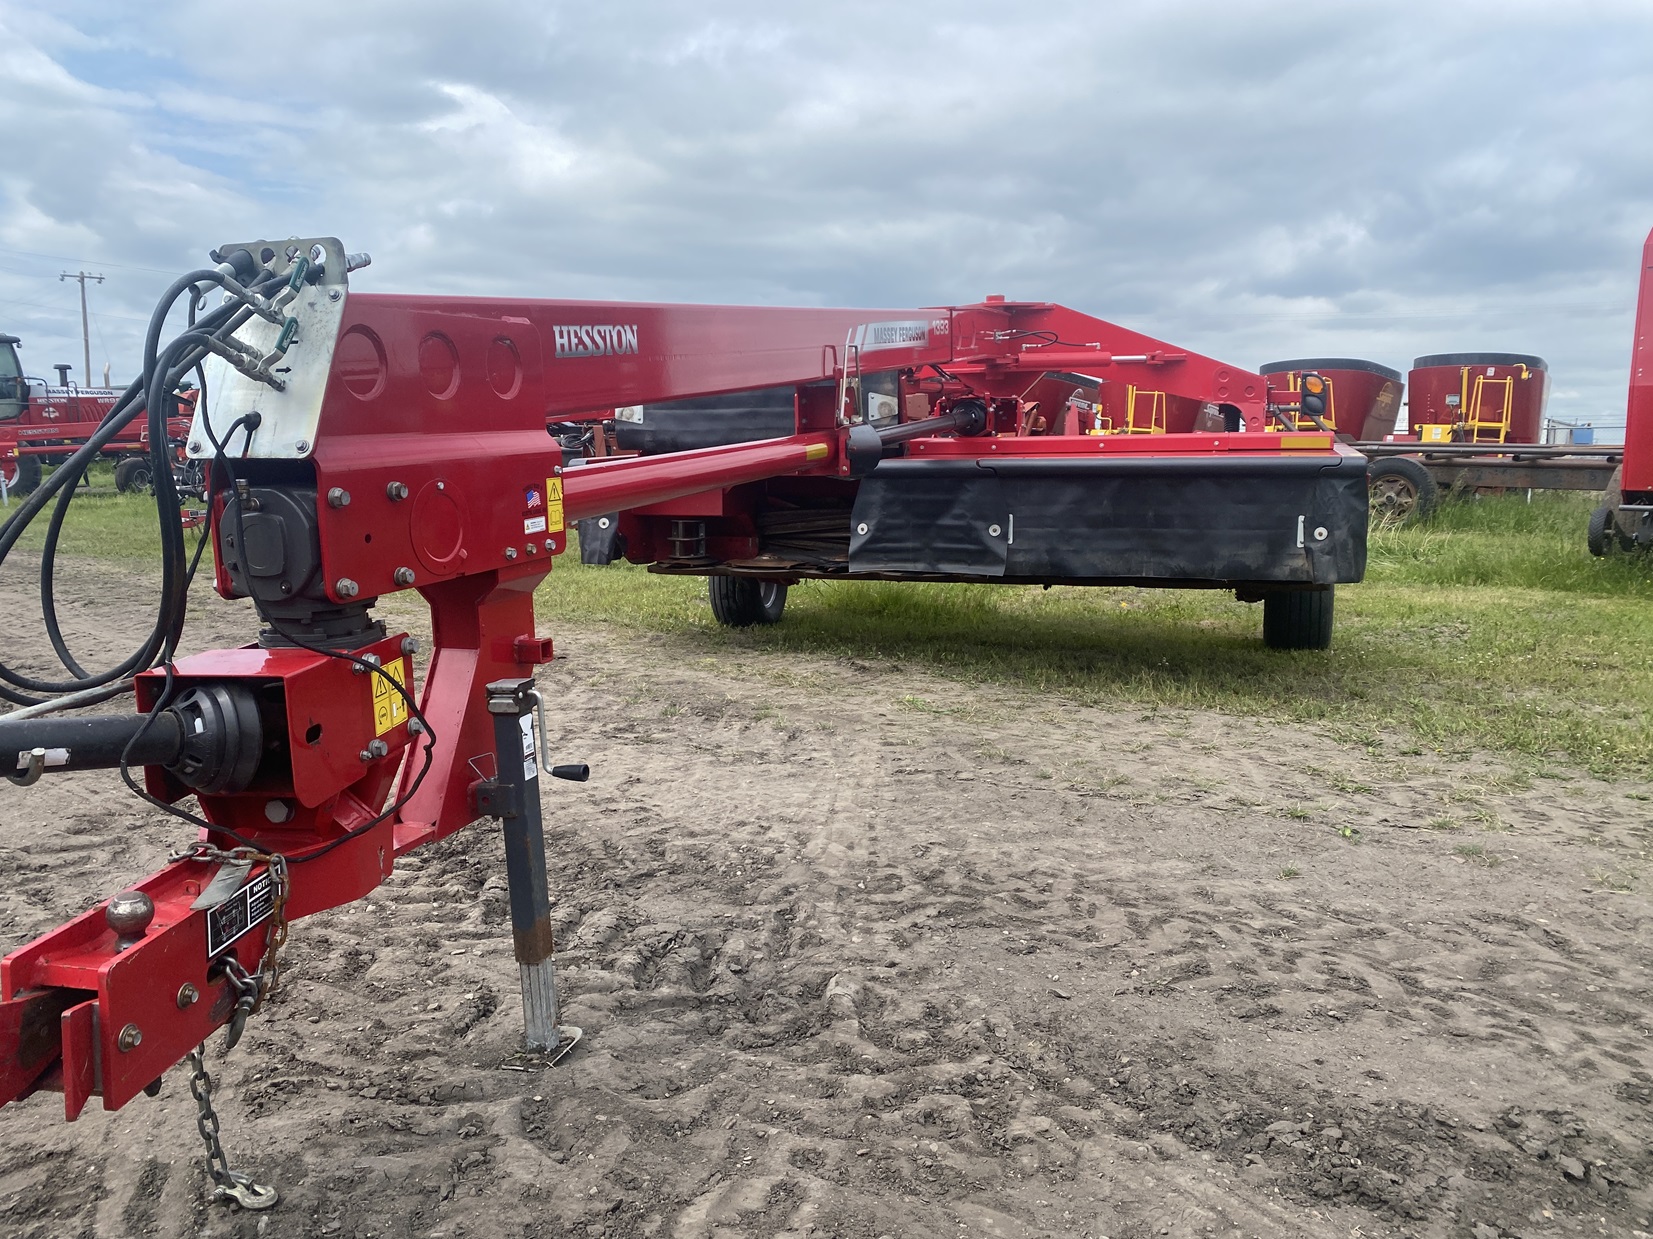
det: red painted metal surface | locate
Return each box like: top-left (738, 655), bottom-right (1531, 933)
top-left (135, 638), bottom-right (413, 834)
top-left (563, 435), bottom-right (837, 520)
top-left (905, 431), bottom-right (1338, 458)
top-left (1407, 353), bottom-right (1549, 444)
top-left (332, 292), bottom-right (1274, 427)
top-left (392, 566), bottom-right (549, 855)
top-left (1, 859), bottom-right (274, 1115)
top-left (1256, 359), bottom-right (1404, 441)
top-left (5, 381), bottom-right (122, 432)
top-left (1624, 227), bottom-right (1653, 494)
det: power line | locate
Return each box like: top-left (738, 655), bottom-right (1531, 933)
top-left (0, 245), bottom-right (180, 276)
top-left (1227, 304), bottom-right (1636, 324)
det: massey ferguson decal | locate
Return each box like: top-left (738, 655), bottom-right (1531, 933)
top-left (852, 320), bottom-right (931, 352)
top-left (552, 324), bottom-right (640, 359)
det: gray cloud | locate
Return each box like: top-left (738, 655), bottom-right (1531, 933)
top-left (3, 0), bottom-right (1650, 430)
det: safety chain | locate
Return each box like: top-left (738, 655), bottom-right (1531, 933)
top-left (260, 851), bottom-right (291, 1001)
top-left (172, 844), bottom-right (292, 1209)
top-left (172, 843), bottom-right (292, 1011)
top-left (187, 1044), bottom-right (278, 1210)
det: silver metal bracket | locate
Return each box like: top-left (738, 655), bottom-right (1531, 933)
top-left (189, 238), bottom-right (357, 461)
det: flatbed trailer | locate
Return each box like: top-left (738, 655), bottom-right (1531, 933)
top-left (1356, 440), bottom-right (1623, 523)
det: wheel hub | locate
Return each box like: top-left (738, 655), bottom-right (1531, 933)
top-left (1369, 476), bottom-right (1417, 518)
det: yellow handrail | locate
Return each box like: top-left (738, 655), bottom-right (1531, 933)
top-left (1462, 367), bottom-right (1522, 444)
top-left (1122, 385), bottom-right (1166, 434)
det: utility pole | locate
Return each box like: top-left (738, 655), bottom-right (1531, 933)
top-left (59, 271), bottom-right (105, 387)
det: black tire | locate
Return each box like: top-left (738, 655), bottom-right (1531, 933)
top-left (1263, 587), bottom-right (1334, 650)
top-left (114, 457), bottom-right (153, 494)
top-left (1588, 505), bottom-right (1614, 557)
top-left (1367, 457), bottom-right (1439, 525)
top-left (1600, 465), bottom-right (1640, 551)
top-left (1, 454), bottom-right (41, 495)
top-left (709, 577), bottom-right (788, 627)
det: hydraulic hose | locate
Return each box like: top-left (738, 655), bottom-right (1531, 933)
top-left (0, 261), bottom-right (280, 707)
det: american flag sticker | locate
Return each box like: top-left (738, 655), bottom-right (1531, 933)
top-left (524, 483), bottom-right (550, 535)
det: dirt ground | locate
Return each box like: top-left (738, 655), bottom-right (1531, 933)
top-left (0, 559), bottom-right (1649, 1239)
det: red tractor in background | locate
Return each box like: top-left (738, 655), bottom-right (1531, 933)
top-left (0, 333), bottom-right (197, 497)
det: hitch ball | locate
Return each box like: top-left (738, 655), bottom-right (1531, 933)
top-left (106, 891), bottom-right (155, 951)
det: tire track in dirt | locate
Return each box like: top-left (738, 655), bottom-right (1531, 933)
top-left (0, 561), bottom-right (1648, 1237)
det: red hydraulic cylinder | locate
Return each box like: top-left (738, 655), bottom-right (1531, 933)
top-left (561, 433), bottom-right (837, 521)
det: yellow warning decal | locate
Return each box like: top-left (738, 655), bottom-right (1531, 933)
top-left (804, 443), bottom-right (830, 462)
top-left (1279, 434), bottom-right (1332, 451)
top-left (545, 476), bottom-right (565, 533)
top-left (372, 657), bottom-right (409, 737)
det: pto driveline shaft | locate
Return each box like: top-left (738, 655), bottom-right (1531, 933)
top-left (1, 712), bottom-right (183, 775)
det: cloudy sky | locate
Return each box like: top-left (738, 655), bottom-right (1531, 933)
top-left (3, 1), bottom-right (1650, 436)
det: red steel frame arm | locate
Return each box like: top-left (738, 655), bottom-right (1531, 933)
top-left (940, 300), bottom-right (1272, 424)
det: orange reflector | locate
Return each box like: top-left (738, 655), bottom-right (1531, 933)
top-left (1278, 434), bottom-right (1332, 450)
top-left (805, 443), bottom-right (830, 461)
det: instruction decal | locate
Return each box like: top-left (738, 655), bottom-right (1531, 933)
top-left (206, 870), bottom-right (273, 957)
top-left (519, 713), bottom-right (539, 781)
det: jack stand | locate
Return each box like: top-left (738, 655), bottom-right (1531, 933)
top-left (481, 678), bottom-right (584, 1060)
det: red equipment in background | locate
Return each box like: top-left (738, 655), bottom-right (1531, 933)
top-left (1405, 352), bottom-right (1549, 445)
top-left (1262, 228), bottom-right (1648, 540)
top-left (1256, 358), bottom-right (1405, 440)
top-left (0, 333), bottom-right (195, 495)
top-left (1258, 350), bottom-right (1621, 525)
top-left (0, 237), bottom-right (1356, 1166)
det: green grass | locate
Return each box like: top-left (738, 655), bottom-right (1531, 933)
top-left (536, 491), bottom-right (1653, 776)
top-left (7, 485), bottom-right (1651, 775)
top-left (2, 464), bottom-right (199, 560)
